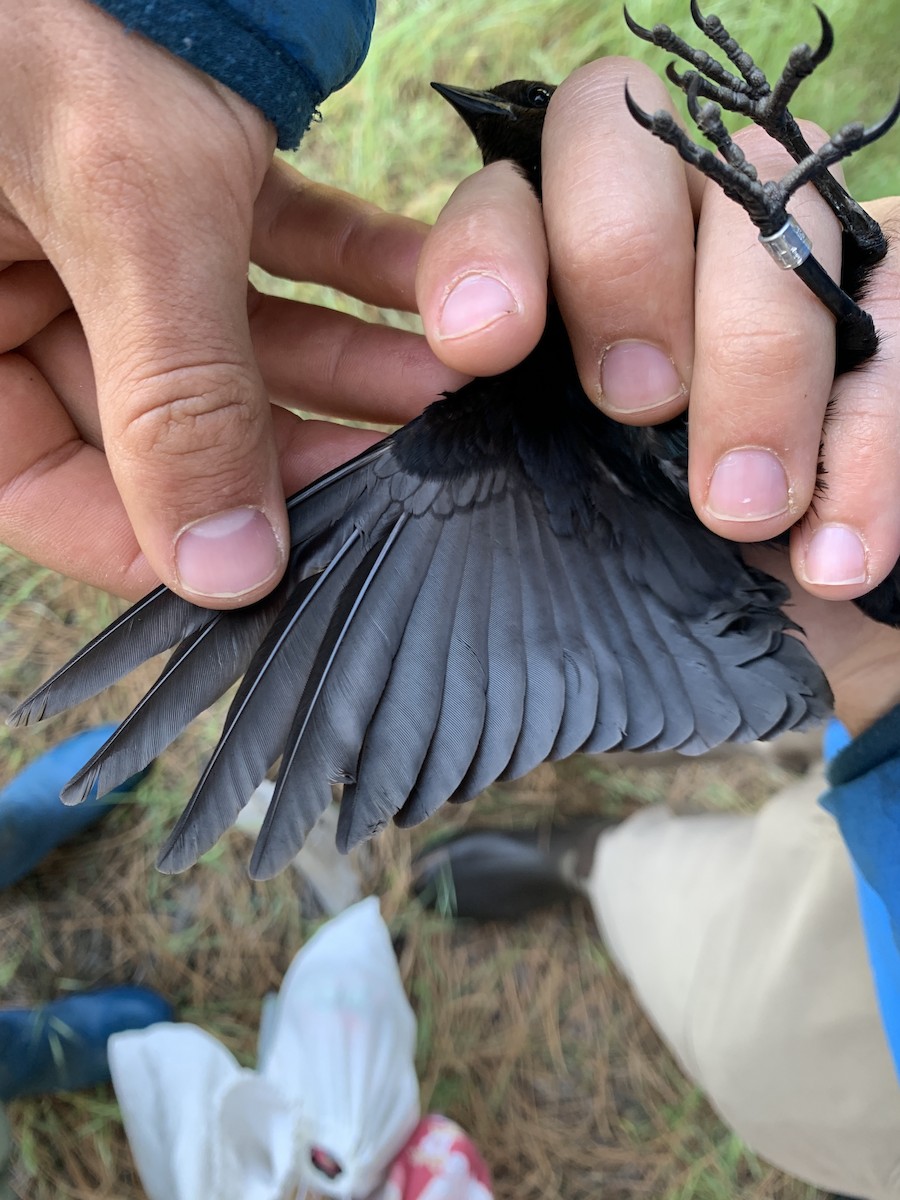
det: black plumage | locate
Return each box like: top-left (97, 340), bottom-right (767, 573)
top-left (14, 71), bottom-right (884, 879)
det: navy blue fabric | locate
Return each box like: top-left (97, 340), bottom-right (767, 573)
top-left (91, 0), bottom-right (375, 148)
top-left (822, 706), bottom-right (900, 1079)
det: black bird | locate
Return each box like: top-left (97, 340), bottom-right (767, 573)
top-left (9, 14), bottom-right (896, 878)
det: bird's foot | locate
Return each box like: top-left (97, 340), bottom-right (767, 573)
top-left (624, 3), bottom-right (900, 364)
top-left (625, 3), bottom-right (898, 261)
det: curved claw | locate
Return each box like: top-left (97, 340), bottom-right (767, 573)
top-left (810, 5), bottom-right (835, 68)
top-left (860, 89), bottom-right (900, 147)
top-left (623, 82), bottom-right (654, 130)
top-left (690, 0), bottom-right (707, 31)
top-left (666, 61), bottom-right (686, 88)
top-left (623, 4), bottom-right (654, 42)
top-left (685, 72), bottom-right (704, 123)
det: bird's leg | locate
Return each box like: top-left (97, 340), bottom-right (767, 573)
top-left (624, 4), bottom-right (898, 267)
top-left (624, 5), bottom-right (900, 367)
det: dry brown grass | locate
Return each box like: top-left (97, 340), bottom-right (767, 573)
top-left (1, 572), bottom-right (826, 1199)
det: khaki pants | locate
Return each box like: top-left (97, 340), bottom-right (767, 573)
top-left (588, 766), bottom-right (900, 1199)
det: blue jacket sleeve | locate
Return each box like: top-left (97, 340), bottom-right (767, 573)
top-left (91, 1), bottom-right (375, 149)
top-left (822, 704), bottom-right (900, 1078)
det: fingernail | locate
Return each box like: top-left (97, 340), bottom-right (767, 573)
top-left (802, 523), bottom-right (868, 586)
top-left (175, 507), bottom-right (283, 599)
top-left (598, 340), bottom-right (686, 414)
top-left (438, 273), bottom-right (518, 339)
top-left (706, 448), bottom-right (790, 522)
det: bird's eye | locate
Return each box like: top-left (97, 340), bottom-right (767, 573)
top-left (526, 85), bottom-right (552, 107)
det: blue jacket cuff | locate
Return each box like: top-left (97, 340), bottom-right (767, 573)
top-left (826, 701), bottom-right (900, 788)
top-left (92, 0), bottom-right (375, 149)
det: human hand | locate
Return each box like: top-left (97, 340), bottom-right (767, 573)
top-left (741, 544), bottom-right (900, 737)
top-left (0, 0), bottom-right (463, 606)
top-left (415, 58), bottom-right (900, 608)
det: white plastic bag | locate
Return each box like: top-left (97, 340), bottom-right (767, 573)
top-left (109, 898), bottom-right (420, 1200)
top-left (261, 897), bottom-right (421, 1197)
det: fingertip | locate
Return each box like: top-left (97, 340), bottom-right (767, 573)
top-left (793, 521), bottom-right (888, 604)
top-left (694, 446), bottom-right (807, 544)
top-left (431, 269), bottom-right (539, 377)
top-left (173, 504), bottom-right (286, 606)
top-left (436, 272), bottom-right (519, 342)
top-left (597, 339), bottom-right (688, 422)
top-left (417, 161), bottom-right (547, 377)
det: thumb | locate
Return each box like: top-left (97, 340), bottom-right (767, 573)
top-left (34, 36), bottom-right (287, 606)
top-left (90, 203), bottom-right (287, 607)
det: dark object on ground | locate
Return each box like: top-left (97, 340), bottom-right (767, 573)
top-left (0, 726), bottom-right (152, 890)
top-left (9, 10), bottom-right (896, 878)
top-left (0, 986), bottom-right (173, 1101)
top-left (412, 820), bottom-right (611, 921)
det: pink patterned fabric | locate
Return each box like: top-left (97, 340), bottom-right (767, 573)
top-left (382, 1115), bottom-right (493, 1200)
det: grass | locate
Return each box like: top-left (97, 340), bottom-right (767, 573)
top-left (2, 0), bottom-right (898, 1196)
top-left (306, 0), bottom-right (900, 208)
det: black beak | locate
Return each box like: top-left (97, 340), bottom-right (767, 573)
top-left (430, 82), bottom-right (516, 124)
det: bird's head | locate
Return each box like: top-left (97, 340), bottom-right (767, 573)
top-left (431, 79), bottom-right (556, 194)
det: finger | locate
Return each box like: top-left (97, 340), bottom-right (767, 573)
top-left (22, 308), bottom-right (400, 484)
top-left (791, 197), bottom-right (900, 599)
top-left (0, 352), bottom-right (153, 598)
top-left (271, 407), bottom-right (385, 495)
top-left (249, 293), bottom-right (467, 424)
top-left (689, 122), bottom-right (843, 543)
top-left (0, 206), bottom-right (45, 261)
top-left (252, 159), bottom-right (428, 312)
top-left (35, 96), bottom-right (288, 608)
top-left (24, 296), bottom-right (467, 446)
top-left (21, 311), bottom-right (101, 446)
top-left (0, 261), bottom-right (71, 351)
top-left (416, 159), bottom-right (548, 377)
top-left (542, 58), bottom-right (695, 422)
top-left (0, 353), bottom-right (383, 600)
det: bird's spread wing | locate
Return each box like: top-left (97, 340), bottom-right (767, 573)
top-left (10, 378), bottom-right (830, 878)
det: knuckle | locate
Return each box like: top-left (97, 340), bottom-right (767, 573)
top-left (561, 220), bottom-right (661, 297)
top-left (731, 121), bottom-right (830, 175)
top-left (116, 362), bottom-right (260, 472)
top-left (702, 316), bottom-right (817, 392)
top-left (827, 381), bottom-right (900, 494)
top-left (63, 125), bottom-right (159, 220)
top-left (331, 204), bottom-right (377, 281)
